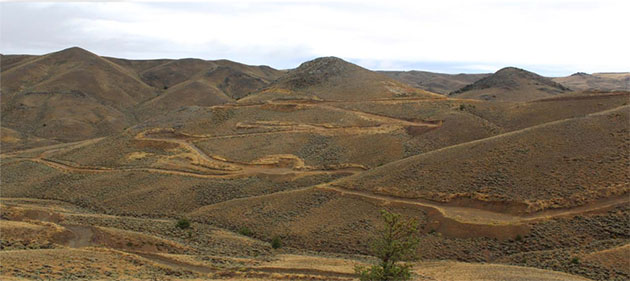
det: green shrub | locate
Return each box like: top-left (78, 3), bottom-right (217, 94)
top-left (176, 218), bottom-right (191, 229)
top-left (515, 234), bottom-right (522, 242)
top-left (239, 226), bottom-right (253, 237)
top-left (571, 257), bottom-right (580, 265)
top-left (271, 236), bottom-right (282, 249)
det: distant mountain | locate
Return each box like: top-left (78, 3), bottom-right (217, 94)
top-left (240, 57), bottom-right (442, 102)
top-left (449, 67), bottom-right (572, 102)
top-left (380, 70), bottom-right (490, 94)
top-left (553, 72), bottom-right (630, 92)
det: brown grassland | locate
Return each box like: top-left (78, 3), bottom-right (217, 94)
top-left (1, 48), bottom-right (629, 280)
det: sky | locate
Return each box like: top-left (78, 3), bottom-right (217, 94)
top-left (1, 0), bottom-right (628, 76)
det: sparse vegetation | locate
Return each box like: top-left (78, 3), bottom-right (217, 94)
top-left (355, 210), bottom-right (420, 281)
top-left (2, 47), bottom-right (628, 281)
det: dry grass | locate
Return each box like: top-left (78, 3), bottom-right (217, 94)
top-left (450, 67), bottom-right (571, 102)
top-left (335, 105), bottom-right (630, 212)
top-left (0, 248), bottom-right (190, 280)
top-left (0, 48), bottom-right (283, 144)
top-left (2, 49), bottom-right (629, 281)
top-left (381, 70), bottom-right (490, 94)
top-left (553, 72), bottom-right (630, 91)
top-left (582, 244), bottom-right (630, 272)
top-left (414, 261), bottom-right (592, 281)
top-left (240, 57), bottom-right (442, 103)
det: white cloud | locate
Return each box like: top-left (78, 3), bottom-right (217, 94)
top-left (1, 0), bottom-right (628, 75)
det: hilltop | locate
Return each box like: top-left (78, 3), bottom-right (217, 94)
top-left (1, 47), bottom-right (158, 143)
top-left (450, 67), bottom-right (572, 101)
top-left (552, 72), bottom-right (630, 92)
top-left (0, 48), bottom-right (283, 149)
top-left (240, 57), bottom-right (443, 102)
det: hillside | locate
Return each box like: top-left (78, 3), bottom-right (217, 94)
top-left (1, 47), bottom-right (158, 143)
top-left (134, 60), bottom-right (284, 116)
top-left (3, 91), bottom-right (628, 280)
top-left (553, 72), bottom-right (630, 92)
top-left (450, 67), bottom-right (572, 102)
top-left (333, 105), bottom-right (629, 212)
top-left (380, 70), bottom-right (490, 94)
top-left (1, 48), bottom-right (628, 281)
top-left (0, 48), bottom-right (283, 150)
top-left (0, 198), bottom-right (595, 281)
top-left (240, 57), bottom-right (443, 102)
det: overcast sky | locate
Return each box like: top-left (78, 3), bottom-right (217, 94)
top-left (1, 1), bottom-right (628, 76)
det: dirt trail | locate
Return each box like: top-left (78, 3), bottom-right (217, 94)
top-left (2, 99), bottom-right (434, 179)
top-left (318, 184), bottom-right (628, 226)
top-left (363, 104), bottom-right (630, 163)
top-left (4, 125), bottom-right (361, 178)
top-left (133, 252), bottom-right (215, 274)
top-left (317, 103), bottom-right (440, 127)
top-left (1, 137), bottom-right (104, 159)
top-left (133, 252), bottom-right (356, 279)
top-left (25, 157), bottom-right (354, 179)
top-left (5, 103), bottom-right (627, 227)
top-left (139, 132), bottom-right (364, 177)
top-left (12, 149), bottom-right (360, 180)
top-left (252, 266), bottom-right (356, 278)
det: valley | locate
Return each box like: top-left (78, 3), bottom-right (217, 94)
top-left (1, 48), bottom-right (629, 280)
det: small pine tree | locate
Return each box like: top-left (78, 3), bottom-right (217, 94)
top-left (355, 210), bottom-right (420, 281)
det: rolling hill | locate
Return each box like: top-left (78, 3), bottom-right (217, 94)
top-left (0, 48), bottom-right (283, 150)
top-left (240, 57), bottom-right (443, 103)
top-left (553, 72), bottom-right (630, 92)
top-left (333, 105), bottom-right (629, 212)
top-left (1, 47), bottom-right (157, 143)
top-left (450, 67), bottom-right (572, 101)
top-left (1, 47), bottom-right (628, 281)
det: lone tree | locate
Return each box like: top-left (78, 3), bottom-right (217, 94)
top-left (355, 209), bottom-right (420, 281)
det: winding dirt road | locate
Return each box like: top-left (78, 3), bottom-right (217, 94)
top-left (3, 102), bottom-right (627, 231)
top-left (318, 184), bottom-right (628, 226)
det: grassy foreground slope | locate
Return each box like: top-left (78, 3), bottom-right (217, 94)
top-left (1, 197), bottom-right (598, 281)
top-left (334, 105), bottom-right (629, 212)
